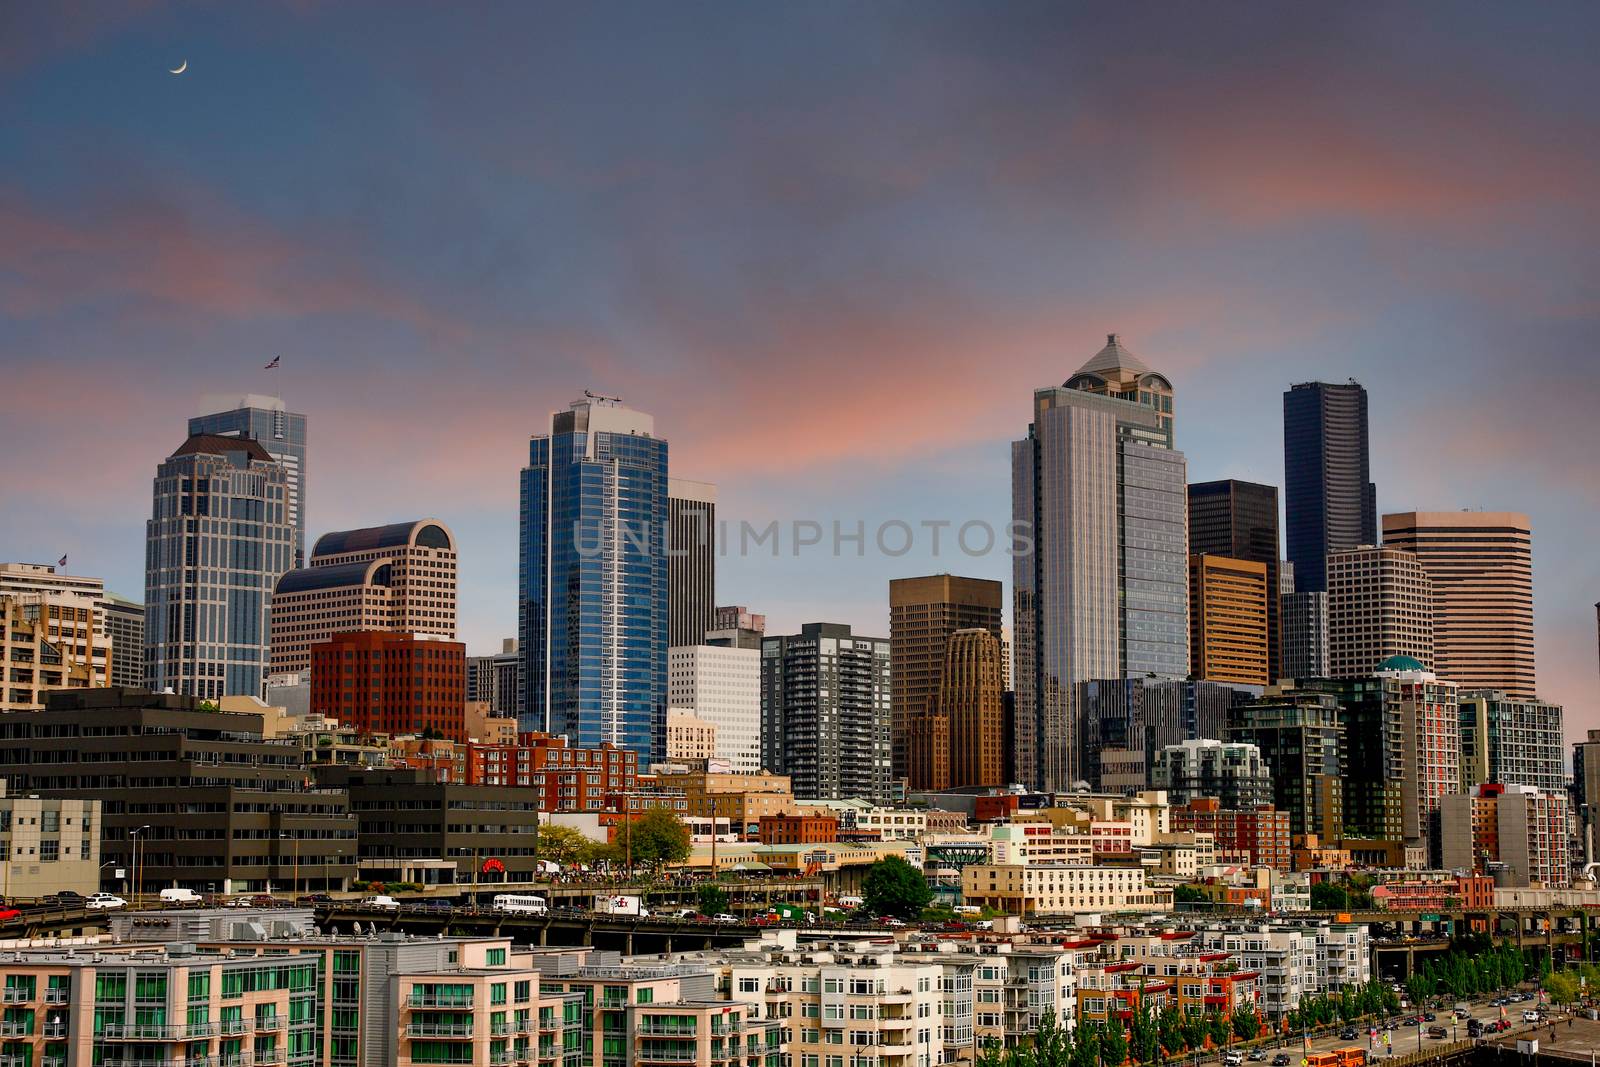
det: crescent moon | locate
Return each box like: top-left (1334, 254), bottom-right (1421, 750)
top-left (169, 60), bottom-right (187, 74)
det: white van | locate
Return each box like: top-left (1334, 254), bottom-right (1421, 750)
top-left (159, 888), bottom-right (203, 906)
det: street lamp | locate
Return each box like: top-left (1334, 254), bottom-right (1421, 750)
top-left (129, 825), bottom-right (151, 908)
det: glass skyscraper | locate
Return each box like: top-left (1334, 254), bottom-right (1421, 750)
top-left (1012, 335), bottom-right (1188, 789)
top-left (518, 396), bottom-right (668, 760)
top-left (190, 394), bottom-right (308, 568)
top-left (145, 433), bottom-right (294, 699)
top-left (1283, 380), bottom-right (1375, 595)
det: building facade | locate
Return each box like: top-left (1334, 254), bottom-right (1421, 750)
top-left (666, 709), bottom-right (718, 763)
top-left (1188, 554), bottom-right (1269, 685)
top-left (1326, 546), bottom-right (1434, 678)
top-left (925, 628), bottom-right (1008, 790)
top-left (467, 638), bottom-right (522, 717)
top-left (519, 396), bottom-right (668, 760)
top-left (0, 780), bottom-right (101, 897)
top-left (1283, 380), bottom-right (1376, 596)
top-left (761, 623), bottom-right (891, 803)
top-left (0, 563), bottom-right (116, 688)
top-left (1280, 590), bottom-right (1329, 679)
top-left (1458, 690), bottom-right (1564, 794)
top-left (309, 630), bottom-right (467, 739)
top-left (1149, 739), bottom-right (1273, 811)
top-left (145, 433), bottom-right (295, 700)
top-left (1228, 692), bottom-right (1345, 840)
top-left (102, 592), bottom-right (145, 689)
top-left (1440, 783), bottom-right (1569, 887)
top-left (668, 479), bottom-right (717, 648)
top-left (1381, 511), bottom-right (1536, 698)
top-left (1012, 334), bottom-right (1187, 789)
top-left (0, 595), bottom-right (97, 711)
top-left (1187, 479), bottom-right (1282, 680)
top-left (668, 644), bottom-right (762, 773)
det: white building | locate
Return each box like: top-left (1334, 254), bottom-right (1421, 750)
top-left (669, 643), bottom-right (762, 772)
top-left (962, 864), bottom-right (1171, 916)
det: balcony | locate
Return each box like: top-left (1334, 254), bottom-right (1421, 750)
top-left (255, 1051), bottom-right (286, 1066)
top-left (44, 990), bottom-right (69, 1004)
top-left (0, 1022), bottom-right (30, 1037)
top-left (103, 1023), bottom-right (186, 1040)
top-left (407, 994), bottom-right (475, 1008)
top-left (491, 1051), bottom-right (516, 1066)
top-left (1, 990), bottom-right (32, 1003)
top-left (220, 1020), bottom-right (252, 1036)
top-left (42, 1021), bottom-right (68, 1038)
top-left (634, 1053), bottom-right (699, 1065)
top-left (185, 1023), bottom-right (218, 1038)
top-left (219, 1055), bottom-right (254, 1067)
top-left (42, 1057), bottom-right (66, 1067)
top-left (492, 1022), bottom-right (512, 1037)
top-left (406, 1024), bottom-right (475, 1039)
top-left (254, 1017), bottom-right (286, 1033)
top-left (639, 1025), bottom-right (699, 1037)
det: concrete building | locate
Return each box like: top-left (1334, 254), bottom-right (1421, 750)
top-left (888, 574), bottom-right (1004, 783)
top-left (668, 478), bottom-right (717, 648)
top-left (668, 643), bottom-right (762, 772)
top-left (1188, 554), bottom-right (1269, 685)
top-left (1326, 546), bottom-right (1434, 678)
top-left (1171, 799), bottom-right (1292, 871)
top-left (709, 607), bottom-right (766, 651)
top-left (647, 768), bottom-right (796, 839)
top-left (0, 563), bottom-right (117, 688)
top-left (1187, 479), bottom-right (1282, 680)
top-left (761, 623), bottom-right (891, 803)
top-left (102, 592), bottom-right (145, 689)
top-left (459, 733), bottom-right (639, 811)
top-left (666, 708), bottom-right (718, 763)
top-left (1012, 334), bottom-right (1187, 789)
top-left (0, 780), bottom-right (100, 898)
top-left (1382, 511), bottom-right (1536, 698)
top-left (1283, 380), bottom-right (1376, 596)
top-left (0, 594), bottom-right (96, 711)
top-left (909, 627), bottom-right (1007, 791)
top-left (1150, 739), bottom-right (1273, 811)
top-left (1076, 678), bottom-right (1249, 793)
top-left (963, 864), bottom-right (1170, 915)
top-left (1458, 690), bottom-right (1565, 793)
top-left (1280, 589), bottom-right (1329, 679)
top-left (191, 393), bottom-right (308, 566)
top-left (146, 432), bottom-right (295, 699)
top-left (270, 518), bottom-right (459, 675)
top-left (310, 630), bottom-right (466, 739)
top-left (1228, 691), bottom-right (1345, 840)
top-left (1440, 783), bottom-right (1570, 887)
top-left (519, 396), bottom-right (668, 760)
top-left (467, 638), bottom-right (521, 717)
top-left (1575, 729), bottom-right (1600, 863)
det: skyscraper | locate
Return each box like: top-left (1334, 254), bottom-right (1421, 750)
top-left (518, 396), bottom-right (668, 760)
top-left (145, 433), bottom-right (294, 699)
top-left (102, 593), bottom-right (145, 689)
top-left (888, 574), bottom-right (1003, 783)
top-left (1228, 691), bottom-right (1345, 840)
top-left (1326, 546), bottom-right (1434, 677)
top-left (1187, 480), bottom-right (1281, 678)
top-left (466, 639), bottom-right (521, 718)
top-left (760, 623), bottom-right (891, 802)
top-left (1283, 381), bottom-right (1376, 595)
top-left (1012, 334), bottom-right (1187, 788)
top-left (1457, 690), bottom-right (1564, 793)
top-left (667, 479), bottom-right (716, 647)
top-left (1187, 553), bottom-right (1269, 686)
top-left (668, 643), bottom-right (761, 772)
top-left (907, 628), bottom-right (1007, 791)
top-left (190, 394), bottom-right (307, 567)
top-left (1280, 590), bottom-right (1329, 679)
top-left (1381, 511), bottom-right (1535, 698)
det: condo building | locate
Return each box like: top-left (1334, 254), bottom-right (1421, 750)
top-left (761, 623), bottom-right (891, 803)
top-left (668, 479), bottom-right (717, 648)
top-left (1187, 479), bottom-right (1282, 680)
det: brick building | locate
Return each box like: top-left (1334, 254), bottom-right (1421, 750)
top-left (1171, 798), bottom-right (1292, 871)
top-left (310, 630), bottom-right (466, 739)
top-left (757, 813), bottom-right (840, 845)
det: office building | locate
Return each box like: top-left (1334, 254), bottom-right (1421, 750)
top-left (310, 631), bottom-right (466, 740)
top-left (1457, 690), bottom-right (1564, 793)
top-left (460, 733), bottom-right (639, 810)
top-left (1228, 692), bottom-right (1345, 840)
top-left (102, 592), bottom-right (145, 688)
top-left (667, 643), bottom-right (762, 772)
top-left (1150, 739), bottom-right (1273, 810)
top-left (668, 478), bottom-right (717, 647)
top-left (0, 563), bottom-right (115, 688)
top-left (761, 623), bottom-right (891, 802)
top-left (1573, 730), bottom-right (1600, 864)
top-left (1326, 546), bottom-right (1434, 678)
top-left (648, 768), bottom-right (797, 838)
top-left (467, 638), bottom-right (522, 717)
top-left (963, 865), bottom-right (1171, 915)
top-left (713, 606), bottom-right (765, 634)
top-left (1283, 380), bottom-right (1376, 595)
top-left (190, 394), bottom-right (308, 566)
top-left (907, 627), bottom-right (1007, 791)
top-left (1076, 678), bottom-right (1247, 792)
top-left (1171, 798), bottom-right (1292, 871)
top-left (666, 708), bottom-right (718, 762)
top-left (270, 519), bottom-right (458, 675)
top-left (1280, 590), bottom-right (1329, 679)
top-left (1188, 554), bottom-right (1269, 685)
top-left (1187, 479), bottom-right (1282, 678)
top-left (889, 574), bottom-right (1004, 782)
top-left (1440, 783), bottom-right (1569, 887)
top-left (519, 395), bottom-right (668, 759)
top-left (0, 780), bottom-right (101, 898)
top-left (0, 596), bottom-right (104, 714)
top-left (1012, 334), bottom-right (1187, 789)
top-left (1381, 511), bottom-right (1536, 698)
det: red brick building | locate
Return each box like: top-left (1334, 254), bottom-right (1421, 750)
top-left (310, 630), bottom-right (465, 739)
top-left (1172, 798), bottom-right (1292, 871)
top-left (1370, 874), bottom-right (1493, 911)
top-left (758, 813), bottom-right (840, 845)
top-left (471, 732), bottom-right (639, 811)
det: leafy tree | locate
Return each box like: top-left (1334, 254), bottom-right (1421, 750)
top-left (623, 809), bottom-right (691, 866)
top-left (862, 856), bottom-right (933, 919)
top-left (1127, 1001), bottom-right (1158, 1064)
top-left (1207, 1010), bottom-right (1232, 1048)
top-left (1158, 1005), bottom-right (1186, 1057)
top-left (698, 884), bottom-right (730, 916)
top-left (1069, 1020), bottom-right (1102, 1067)
top-left (537, 824), bottom-right (597, 865)
top-left (1543, 971), bottom-right (1580, 1005)
top-left (1103, 1017), bottom-right (1131, 1066)
top-left (1310, 882), bottom-right (1349, 911)
top-left (1232, 1005), bottom-right (1261, 1042)
top-left (1175, 884), bottom-right (1207, 904)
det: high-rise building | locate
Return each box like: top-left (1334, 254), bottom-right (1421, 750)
top-left (1457, 690), bottom-right (1564, 793)
top-left (1326, 546), bottom-right (1433, 678)
top-left (1381, 511), bottom-right (1535, 698)
top-left (1149, 739), bottom-right (1273, 811)
top-left (518, 395), bottom-right (668, 759)
top-left (1076, 678), bottom-right (1249, 792)
top-left (0, 563), bottom-right (114, 687)
top-left (145, 433), bottom-right (294, 699)
top-left (888, 574), bottom-right (1004, 782)
top-left (1012, 334), bottom-right (1187, 789)
top-left (667, 479), bottom-right (716, 647)
top-left (466, 638), bottom-right (521, 717)
top-left (102, 593), bottom-right (145, 689)
top-left (1188, 554), bottom-right (1269, 685)
top-left (190, 394), bottom-right (308, 567)
top-left (1283, 381), bottom-right (1376, 595)
top-left (1573, 730), bottom-right (1600, 864)
top-left (1228, 691), bottom-right (1345, 840)
top-left (0, 595), bottom-right (96, 711)
top-left (1280, 590), bottom-right (1329, 679)
top-left (761, 623), bottom-right (891, 802)
top-left (269, 519), bottom-right (458, 674)
top-left (1440, 783), bottom-right (1569, 887)
top-left (665, 708), bottom-right (718, 763)
top-left (668, 643), bottom-right (762, 772)
top-left (1187, 480), bottom-right (1281, 678)
top-left (310, 630), bottom-right (466, 739)
top-left (908, 628), bottom-right (1007, 791)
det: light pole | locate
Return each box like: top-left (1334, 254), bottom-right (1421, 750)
top-left (130, 825), bottom-right (151, 908)
top-left (280, 832), bottom-right (299, 899)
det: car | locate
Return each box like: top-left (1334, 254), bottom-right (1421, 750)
top-left (1247, 1050), bottom-right (1267, 1061)
top-left (1223, 1052), bottom-right (1243, 1067)
top-left (1426, 1027), bottom-right (1447, 1039)
top-left (1402, 1018), bottom-right (1419, 1027)
top-left (85, 893), bottom-right (127, 910)
top-left (711, 913), bottom-right (739, 924)
top-left (0, 908), bottom-right (19, 922)
top-left (1272, 1055), bottom-right (1292, 1066)
top-left (43, 890), bottom-right (84, 908)
top-left (1522, 1010), bottom-right (1539, 1023)
top-left (364, 895), bottom-right (400, 911)
top-left (880, 916), bottom-right (907, 928)
top-left (1339, 1029), bottom-right (1358, 1041)
top-left (224, 897), bottom-right (254, 908)
top-left (1423, 1012), bottom-right (1437, 1021)
top-left (296, 893), bottom-right (333, 905)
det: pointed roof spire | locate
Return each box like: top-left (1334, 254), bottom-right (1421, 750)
top-left (1076, 333), bottom-right (1151, 377)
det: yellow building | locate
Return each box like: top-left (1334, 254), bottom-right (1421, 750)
top-left (666, 709), bottom-right (719, 763)
top-left (1188, 554), bottom-right (1269, 685)
top-left (1, 594), bottom-right (96, 711)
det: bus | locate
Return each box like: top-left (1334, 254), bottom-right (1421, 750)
top-left (492, 894), bottom-right (549, 915)
top-left (1333, 1048), bottom-right (1367, 1067)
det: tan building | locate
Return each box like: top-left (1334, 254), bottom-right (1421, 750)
top-left (0, 566), bottom-right (117, 689)
top-left (889, 574), bottom-right (1003, 785)
top-left (1, 595), bottom-right (96, 711)
top-left (936, 628), bottom-right (1007, 788)
top-left (1188, 554), bottom-right (1268, 685)
top-left (962, 864), bottom-right (1172, 916)
top-left (650, 768), bottom-right (799, 839)
top-left (1381, 511), bottom-right (1535, 697)
top-left (666, 708), bottom-right (719, 762)
top-left (270, 519), bottom-right (458, 674)
top-left (1326, 546), bottom-right (1434, 678)
top-left (0, 780), bottom-right (101, 898)
top-left (464, 700), bottom-right (518, 744)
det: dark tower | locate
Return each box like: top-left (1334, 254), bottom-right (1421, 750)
top-left (1283, 381), bottom-right (1376, 594)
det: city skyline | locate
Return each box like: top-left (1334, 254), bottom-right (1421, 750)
top-left (2, 4), bottom-right (1597, 739)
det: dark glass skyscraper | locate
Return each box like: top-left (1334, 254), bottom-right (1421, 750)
top-left (518, 396), bottom-right (668, 760)
top-left (667, 478), bottom-right (716, 648)
top-left (1187, 479), bottom-right (1281, 679)
top-left (1283, 381), bottom-right (1376, 594)
top-left (191, 394), bottom-right (308, 568)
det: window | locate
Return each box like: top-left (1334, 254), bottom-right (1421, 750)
top-left (486, 948), bottom-right (506, 967)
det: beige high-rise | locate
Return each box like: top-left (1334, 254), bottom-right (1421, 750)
top-left (1327, 546), bottom-right (1434, 677)
top-left (1188, 553), bottom-right (1269, 685)
top-left (1382, 511), bottom-right (1534, 697)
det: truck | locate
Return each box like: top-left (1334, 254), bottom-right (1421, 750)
top-left (594, 894), bottom-right (645, 916)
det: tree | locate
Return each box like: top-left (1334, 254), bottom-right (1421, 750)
top-left (698, 884), bottom-right (730, 916)
top-left (618, 808), bottom-right (691, 866)
top-left (862, 856), bottom-right (933, 918)
top-left (1310, 882), bottom-right (1349, 911)
top-left (538, 824), bottom-right (597, 865)
top-left (1175, 884), bottom-right (1208, 904)
top-left (1207, 1011), bottom-right (1231, 1049)
top-left (1127, 1001), bottom-right (1158, 1064)
top-left (1232, 1005), bottom-right (1261, 1043)
top-left (1103, 1017), bottom-right (1131, 1066)
top-left (1543, 971), bottom-right (1580, 1006)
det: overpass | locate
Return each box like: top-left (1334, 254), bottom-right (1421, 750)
top-left (0, 905), bottom-right (108, 939)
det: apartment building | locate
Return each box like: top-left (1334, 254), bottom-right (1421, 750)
top-left (961, 865), bottom-right (1172, 916)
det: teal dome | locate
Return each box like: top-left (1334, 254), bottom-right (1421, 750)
top-left (1377, 655), bottom-right (1426, 672)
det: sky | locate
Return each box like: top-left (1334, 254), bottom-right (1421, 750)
top-left (1, 2), bottom-right (1597, 738)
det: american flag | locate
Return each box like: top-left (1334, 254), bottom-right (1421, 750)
top-left (57, 554), bottom-right (67, 568)
top-left (264, 355), bottom-right (281, 370)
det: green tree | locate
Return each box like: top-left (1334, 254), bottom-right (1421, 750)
top-left (537, 824), bottom-right (597, 865)
top-left (622, 808), bottom-right (692, 866)
top-left (1207, 1010), bottom-right (1231, 1048)
top-left (1102, 1018), bottom-right (1131, 1067)
top-left (1175, 884), bottom-right (1207, 904)
top-left (1127, 1001), bottom-right (1158, 1064)
top-left (862, 856), bottom-right (933, 918)
top-left (1310, 882), bottom-right (1349, 911)
top-left (1231, 1005), bottom-right (1260, 1042)
top-left (1158, 1005), bottom-right (1186, 1057)
top-left (698, 883), bottom-right (730, 916)
top-left (1069, 1021), bottom-right (1101, 1067)
top-left (1543, 971), bottom-right (1580, 1006)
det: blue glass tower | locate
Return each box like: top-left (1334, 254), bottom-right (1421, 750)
top-left (519, 396), bottom-right (669, 761)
